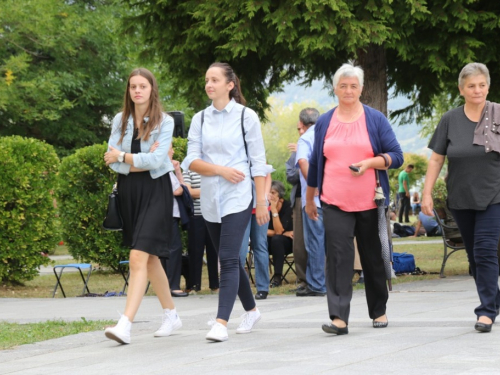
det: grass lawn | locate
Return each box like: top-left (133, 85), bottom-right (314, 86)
top-left (0, 319), bottom-right (115, 350)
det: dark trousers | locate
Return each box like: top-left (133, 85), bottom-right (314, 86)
top-left (398, 193), bottom-right (410, 223)
top-left (205, 202), bottom-right (255, 321)
top-left (323, 204), bottom-right (388, 324)
top-left (292, 198), bottom-right (307, 285)
top-left (268, 235), bottom-right (293, 275)
top-left (161, 218), bottom-right (182, 290)
top-left (187, 215), bottom-right (219, 290)
top-left (450, 204), bottom-right (500, 321)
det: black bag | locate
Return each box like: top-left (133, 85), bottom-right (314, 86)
top-left (102, 183), bottom-right (123, 231)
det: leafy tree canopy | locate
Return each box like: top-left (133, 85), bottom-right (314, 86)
top-left (0, 0), bottom-right (130, 155)
top-left (121, 0), bottom-right (500, 121)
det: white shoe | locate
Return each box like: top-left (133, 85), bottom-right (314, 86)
top-left (154, 309), bottom-right (182, 337)
top-left (236, 308), bottom-right (261, 334)
top-left (206, 321), bottom-right (228, 342)
top-left (105, 314), bottom-right (131, 344)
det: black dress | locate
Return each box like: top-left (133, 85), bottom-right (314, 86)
top-left (117, 128), bottom-right (173, 257)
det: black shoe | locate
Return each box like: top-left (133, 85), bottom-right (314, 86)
top-left (322, 323), bottom-right (348, 335)
top-left (270, 275), bottom-right (282, 288)
top-left (373, 319), bottom-right (389, 328)
top-left (255, 291), bottom-right (268, 300)
top-left (171, 291), bottom-right (189, 297)
top-left (296, 286), bottom-right (326, 297)
top-left (291, 284), bottom-right (306, 293)
top-left (475, 322), bottom-right (492, 332)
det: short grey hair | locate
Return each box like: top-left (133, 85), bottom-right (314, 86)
top-left (332, 62), bottom-right (364, 88)
top-left (299, 108), bottom-right (319, 127)
top-left (458, 62), bottom-right (490, 88)
top-left (271, 180), bottom-right (286, 199)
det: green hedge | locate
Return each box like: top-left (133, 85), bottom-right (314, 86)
top-left (56, 143), bottom-right (127, 268)
top-left (57, 137), bottom-right (188, 268)
top-left (0, 136), bottom-right (59, 283)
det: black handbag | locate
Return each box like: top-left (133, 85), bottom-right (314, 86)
top-left (102, 183), bottom-right (123, 231)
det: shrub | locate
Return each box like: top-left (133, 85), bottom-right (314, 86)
top-left (56, 143), bottom-right (127, 269)
top-left (271, 165), bottom-right (292, 201)
top-left (0, 136), bottom-right (59, 283)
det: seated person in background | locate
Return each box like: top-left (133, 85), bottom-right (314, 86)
top-left (411, 192), bottom-right (421, 216)
top-left (267, 180), bottom-right (294, 288)
top-left (413, 208), bottom-right (446, 237)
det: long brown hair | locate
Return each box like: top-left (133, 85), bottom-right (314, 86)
top-left (118, 68), bottom-right (164, 144)
top-left (209, 62), bottom-right (246, 105)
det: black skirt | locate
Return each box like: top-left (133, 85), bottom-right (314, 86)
top-left (117, 131), bottom-right (173, 257)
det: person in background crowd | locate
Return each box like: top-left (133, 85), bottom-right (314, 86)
top-left (183, 169), bottom-right (220, 293)
top-left (411, 191), bottom-right (421, 216)
top-left (267, 180), bottom-right (294, 288)
top-left (239, 171), bottom-right (273, 300)
top-left (286, 119), bottom-right (308, 292)
top-left (296, 107), bottom-right (326, 297)
top-left (398, 164), bottom-right (414, 223)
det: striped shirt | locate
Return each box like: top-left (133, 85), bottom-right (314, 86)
top-left (182, 170), bottom-right (202, 216)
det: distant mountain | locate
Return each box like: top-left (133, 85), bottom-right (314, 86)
top-left (271, 80), bottom-right (431, 156)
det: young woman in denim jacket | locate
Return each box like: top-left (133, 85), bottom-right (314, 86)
top-left (103, 68), bottom-right (182, 344)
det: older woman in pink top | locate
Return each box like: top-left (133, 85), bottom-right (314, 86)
top-left (305, 63), bottom-right (403, 335)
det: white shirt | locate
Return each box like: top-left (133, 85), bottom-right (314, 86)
top-left (181, 99), bottom-right (267, 223)
top-left (169, 172), bottom-right (181, 218)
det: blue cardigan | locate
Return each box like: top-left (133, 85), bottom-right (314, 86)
top-left (307, 105), bottom-right (404, 206)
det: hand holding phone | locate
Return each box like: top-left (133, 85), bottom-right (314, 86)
top-left (349, 165), bottom-right (360, 173)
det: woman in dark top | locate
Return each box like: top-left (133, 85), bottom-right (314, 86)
top-left (103, 68), bottom-right (181, 344)
top-left (422, 62), bottom-right (500, 333)
top-left (267, 180), bottom-right (294, 289)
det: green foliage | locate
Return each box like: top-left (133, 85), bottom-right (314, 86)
top-left (56, 143), bottom-right (128, 268)
top-left (431, 178), bottom-right (448, 209)
top-left (388, 153), bottom-right (428, 197)
top-left (0, 136), bottom-right (59, 283)
top-left (263, 98), bottom-right (331, 167)
top-left (172, 137), bottom-right (188, 164)
top-left (121, 0), bottom-right (500, 120)
top-left (0, 0), bottom-right (130, 156)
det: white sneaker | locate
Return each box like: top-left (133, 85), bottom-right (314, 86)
top-left (206, 321), bottom-right (228, 342)
top-left (105, 314), bottom-right (131, 344)
top-left (154, 309), bottom-right (182, 337)
top-left (236, 308), bottom-right (261, 334)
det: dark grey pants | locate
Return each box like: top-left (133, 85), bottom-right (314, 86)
top-left (323, 204), bottom-right (388, 324)
top-left (205, 202), bottom-right (255, 321)
top-left (292, 197), bottom-right (307, 286)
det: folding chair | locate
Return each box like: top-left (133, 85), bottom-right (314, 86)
top-left (269, 253), bottom-right (296, 285)
top-left (118, 260), bottom-right (150, 294)
top-left (245, 249), bottom-right (255, 285)
top-left (433, 209), bottom-right (465, 278)
top-left (52, 263), bottom-right (92, 298)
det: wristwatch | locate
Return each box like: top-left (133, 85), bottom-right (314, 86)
top-left (272, 213), bottom-right (278, 218)
top-left (118, 151), bottom-right (125, 163)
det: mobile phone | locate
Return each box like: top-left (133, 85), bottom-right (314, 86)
top-left (349, 165), bottom-right (360, 173)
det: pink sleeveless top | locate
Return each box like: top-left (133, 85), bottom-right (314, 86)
top-left (321, 110), bottom-right (377, 212)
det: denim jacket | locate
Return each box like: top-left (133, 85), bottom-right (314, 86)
top-left (107, 112), bottom-right (174, 179)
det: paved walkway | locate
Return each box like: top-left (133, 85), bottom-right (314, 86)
top-left (1, 275), bottom-right (499, 375)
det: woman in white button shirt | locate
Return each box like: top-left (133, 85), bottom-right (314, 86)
top-left (182, 62), bottom-right (269, 342)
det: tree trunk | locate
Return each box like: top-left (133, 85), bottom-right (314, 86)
top-left (356, 44), bottom-right (387, 116)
